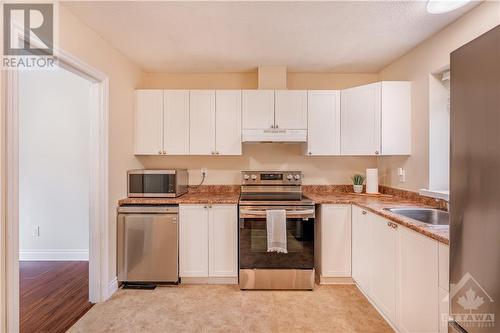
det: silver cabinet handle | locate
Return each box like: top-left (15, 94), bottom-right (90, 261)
top-left (275, 124), bottom-right (279, 129)
top-left (270, 125), bottom-right (275, 129)
top-left (216, 151), bottom-right (219, 155)
top-left (163, 150), bottom-right (166, 155)
top-left (239, 208), bottom-right (314, 218)
top-left (387, 221), bottom-right (392, 227)
top-left (375, 151), bottom-right (380, 155)
top-left (308, 152), bottom-right (312, 155)
top-left (362, 210), bottom-right (367, 215)
top-left (158, 150), bottom-right (162, 155)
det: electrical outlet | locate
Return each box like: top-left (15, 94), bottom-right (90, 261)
top-left (201, 168), bottom-right (208, 177)
top-left (31, 225), bottom-right (40, 237)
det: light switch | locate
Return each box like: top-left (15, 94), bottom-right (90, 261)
top-left (397, 168), bottom-right (406, 183)
top-left (31, 225), bottom-right (40, 237)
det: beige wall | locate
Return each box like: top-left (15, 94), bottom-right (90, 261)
top-left (377, 2), bottom-right (500, 191)
top-left (59, 6), bottom-right (143, 283)
top-left (139, 72), bottom-right (379, 185)
top-left (139, 144), bottom-right (378, 186)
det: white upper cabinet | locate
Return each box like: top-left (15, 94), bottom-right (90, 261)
top-left (135, 90), bottom-right (164, 155)
top-left (341, 82), bottom-right (382, 155)
top-left (307, 91), bottom-right (341, 156)
top-left (189, 90), bottom-right (216, 155)
top-left (274, 90), bottom-right (308, 130)
top-left (242, 90), bottom-right (275, 130)
top-left (164, 90), bottom-right (190, 155)
top-left (341, 81), bottom-right (411, 156)
top-left (215, 91), bottom-right (242, 155)
top-left (381, 81), bottom-right (411, 155)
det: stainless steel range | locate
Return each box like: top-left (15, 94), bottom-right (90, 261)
top-left (239, 171), bottom-right (315, 290)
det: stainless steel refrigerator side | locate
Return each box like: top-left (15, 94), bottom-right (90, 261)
top-left (450, 25), bottom-right (500, 333)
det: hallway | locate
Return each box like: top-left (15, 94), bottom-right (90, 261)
top-left (20, 261), bottom-right (93, 333)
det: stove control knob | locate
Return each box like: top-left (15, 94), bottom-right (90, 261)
top-left (251, 174), bottom-right (258, 180)
top-left (243, 174), bottom-right (250, 180)
top-left (286, 174), bottom-right (294, 181)
top-left (294, 174), bottom-right (301, 180)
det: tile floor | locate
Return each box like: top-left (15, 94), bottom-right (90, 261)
top-left (69, 284), bottom-right (393, 333)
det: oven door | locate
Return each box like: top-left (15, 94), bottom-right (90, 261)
top-left (239, 205), bottom-right (315, 270)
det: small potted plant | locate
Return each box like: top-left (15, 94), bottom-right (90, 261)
top-left (351, 174), bottom-right (365, 194)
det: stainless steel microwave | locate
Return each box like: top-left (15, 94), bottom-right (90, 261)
top-left (127, 169), bottom-right (188, 198)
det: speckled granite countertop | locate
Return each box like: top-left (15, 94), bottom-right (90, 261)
top-left (118, 185), bottom-right (449, 245)
top-left (304, 191), bottom-right (449, 245)
top-left (118, 185), bottom-right (240, 206)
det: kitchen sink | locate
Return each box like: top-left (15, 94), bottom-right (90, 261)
top-left (383, 207), bottom-right (449, 228)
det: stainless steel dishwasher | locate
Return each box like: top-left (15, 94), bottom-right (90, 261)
top-left (117, 205), bottom-right (178, 284)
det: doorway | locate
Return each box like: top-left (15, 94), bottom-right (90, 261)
top-left (18, 67), bottom-right (92, 332)
top-left (4, 50), bottom-right (109, 333)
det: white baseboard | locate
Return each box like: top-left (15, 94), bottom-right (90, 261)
top-left (19, 249), bottom-right (89, 261)
top-left (107, 276), bottom-right (118, 299)
top-left (180, 276), bottom-right (238, 285)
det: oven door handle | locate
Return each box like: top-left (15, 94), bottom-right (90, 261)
top-left (239, 208), bottom-right (315, 219)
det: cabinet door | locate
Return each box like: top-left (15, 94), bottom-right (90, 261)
top-left (179, 205), bottom-right (209, 277)
top-left (398, 226), bottom-right (439, 333)
top-left (164, 90), bottom-right (190, 155)
top-left (370, 214), bottom-right (398, 325)
top-left (307, 91), bottom-right (340, 155)
top-left (439, 288), bottom-right (449, 333)
top-left (341, 82), bottom-right (381, 155)
top-left (381, 81), bottom-right (411, 155)
top-left (351, 206), bottom-right (371, 293)
top-left (320, 205), bottom-right (351, 277)
top-left (208, 205), bottom-right (238, 277)
top-left (215, 91), bottom-right (242, 155)
top-left (189, 90), bottom-right (216, 155)
top-left (134, 90), bottom-right (163, 155)
top-left (275, 90), bottom-right (307, 130)
top-left (242, 90), bottom-right (275, 130)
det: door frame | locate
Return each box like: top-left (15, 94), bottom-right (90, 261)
top-left (3, 47), bottom-right (110, 332)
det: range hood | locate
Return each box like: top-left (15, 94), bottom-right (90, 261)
top-left (242, 129), bottom-right (307, 143)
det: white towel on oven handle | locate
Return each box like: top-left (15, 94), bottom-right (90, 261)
top-left (266, 209), bottom-right (287, 253)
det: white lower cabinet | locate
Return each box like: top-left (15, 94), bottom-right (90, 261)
top-left (208, 205), bottom-right (238, 277)
top-left (179, 204), bottom-right (238, 279)
top-left (179, 205), bottom-right (209, 277)
top-left (398, 226), bottom-right (439, 333)
top-left (370, 214), bottom-right (398, 325)
top-left (350, 206), bottom-right (444, 332)
top-left (352, 206), bottom-right (371, 293)
top-left (439, 288), bottom-right (449, 333)
top-left (316, 205), bottom-right (351, 280)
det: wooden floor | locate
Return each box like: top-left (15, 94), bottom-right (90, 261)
top-left (20, 261), bottom-right (94, 333)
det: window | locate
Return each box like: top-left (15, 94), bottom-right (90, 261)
top-left (428, 69), bottom-right (450, 196)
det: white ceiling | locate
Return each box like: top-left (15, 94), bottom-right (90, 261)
top-left (64, 1), bottom-right (480, 73)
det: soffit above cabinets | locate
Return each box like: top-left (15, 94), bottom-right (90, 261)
top-left (64, 1), bottom-right (479, 72)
